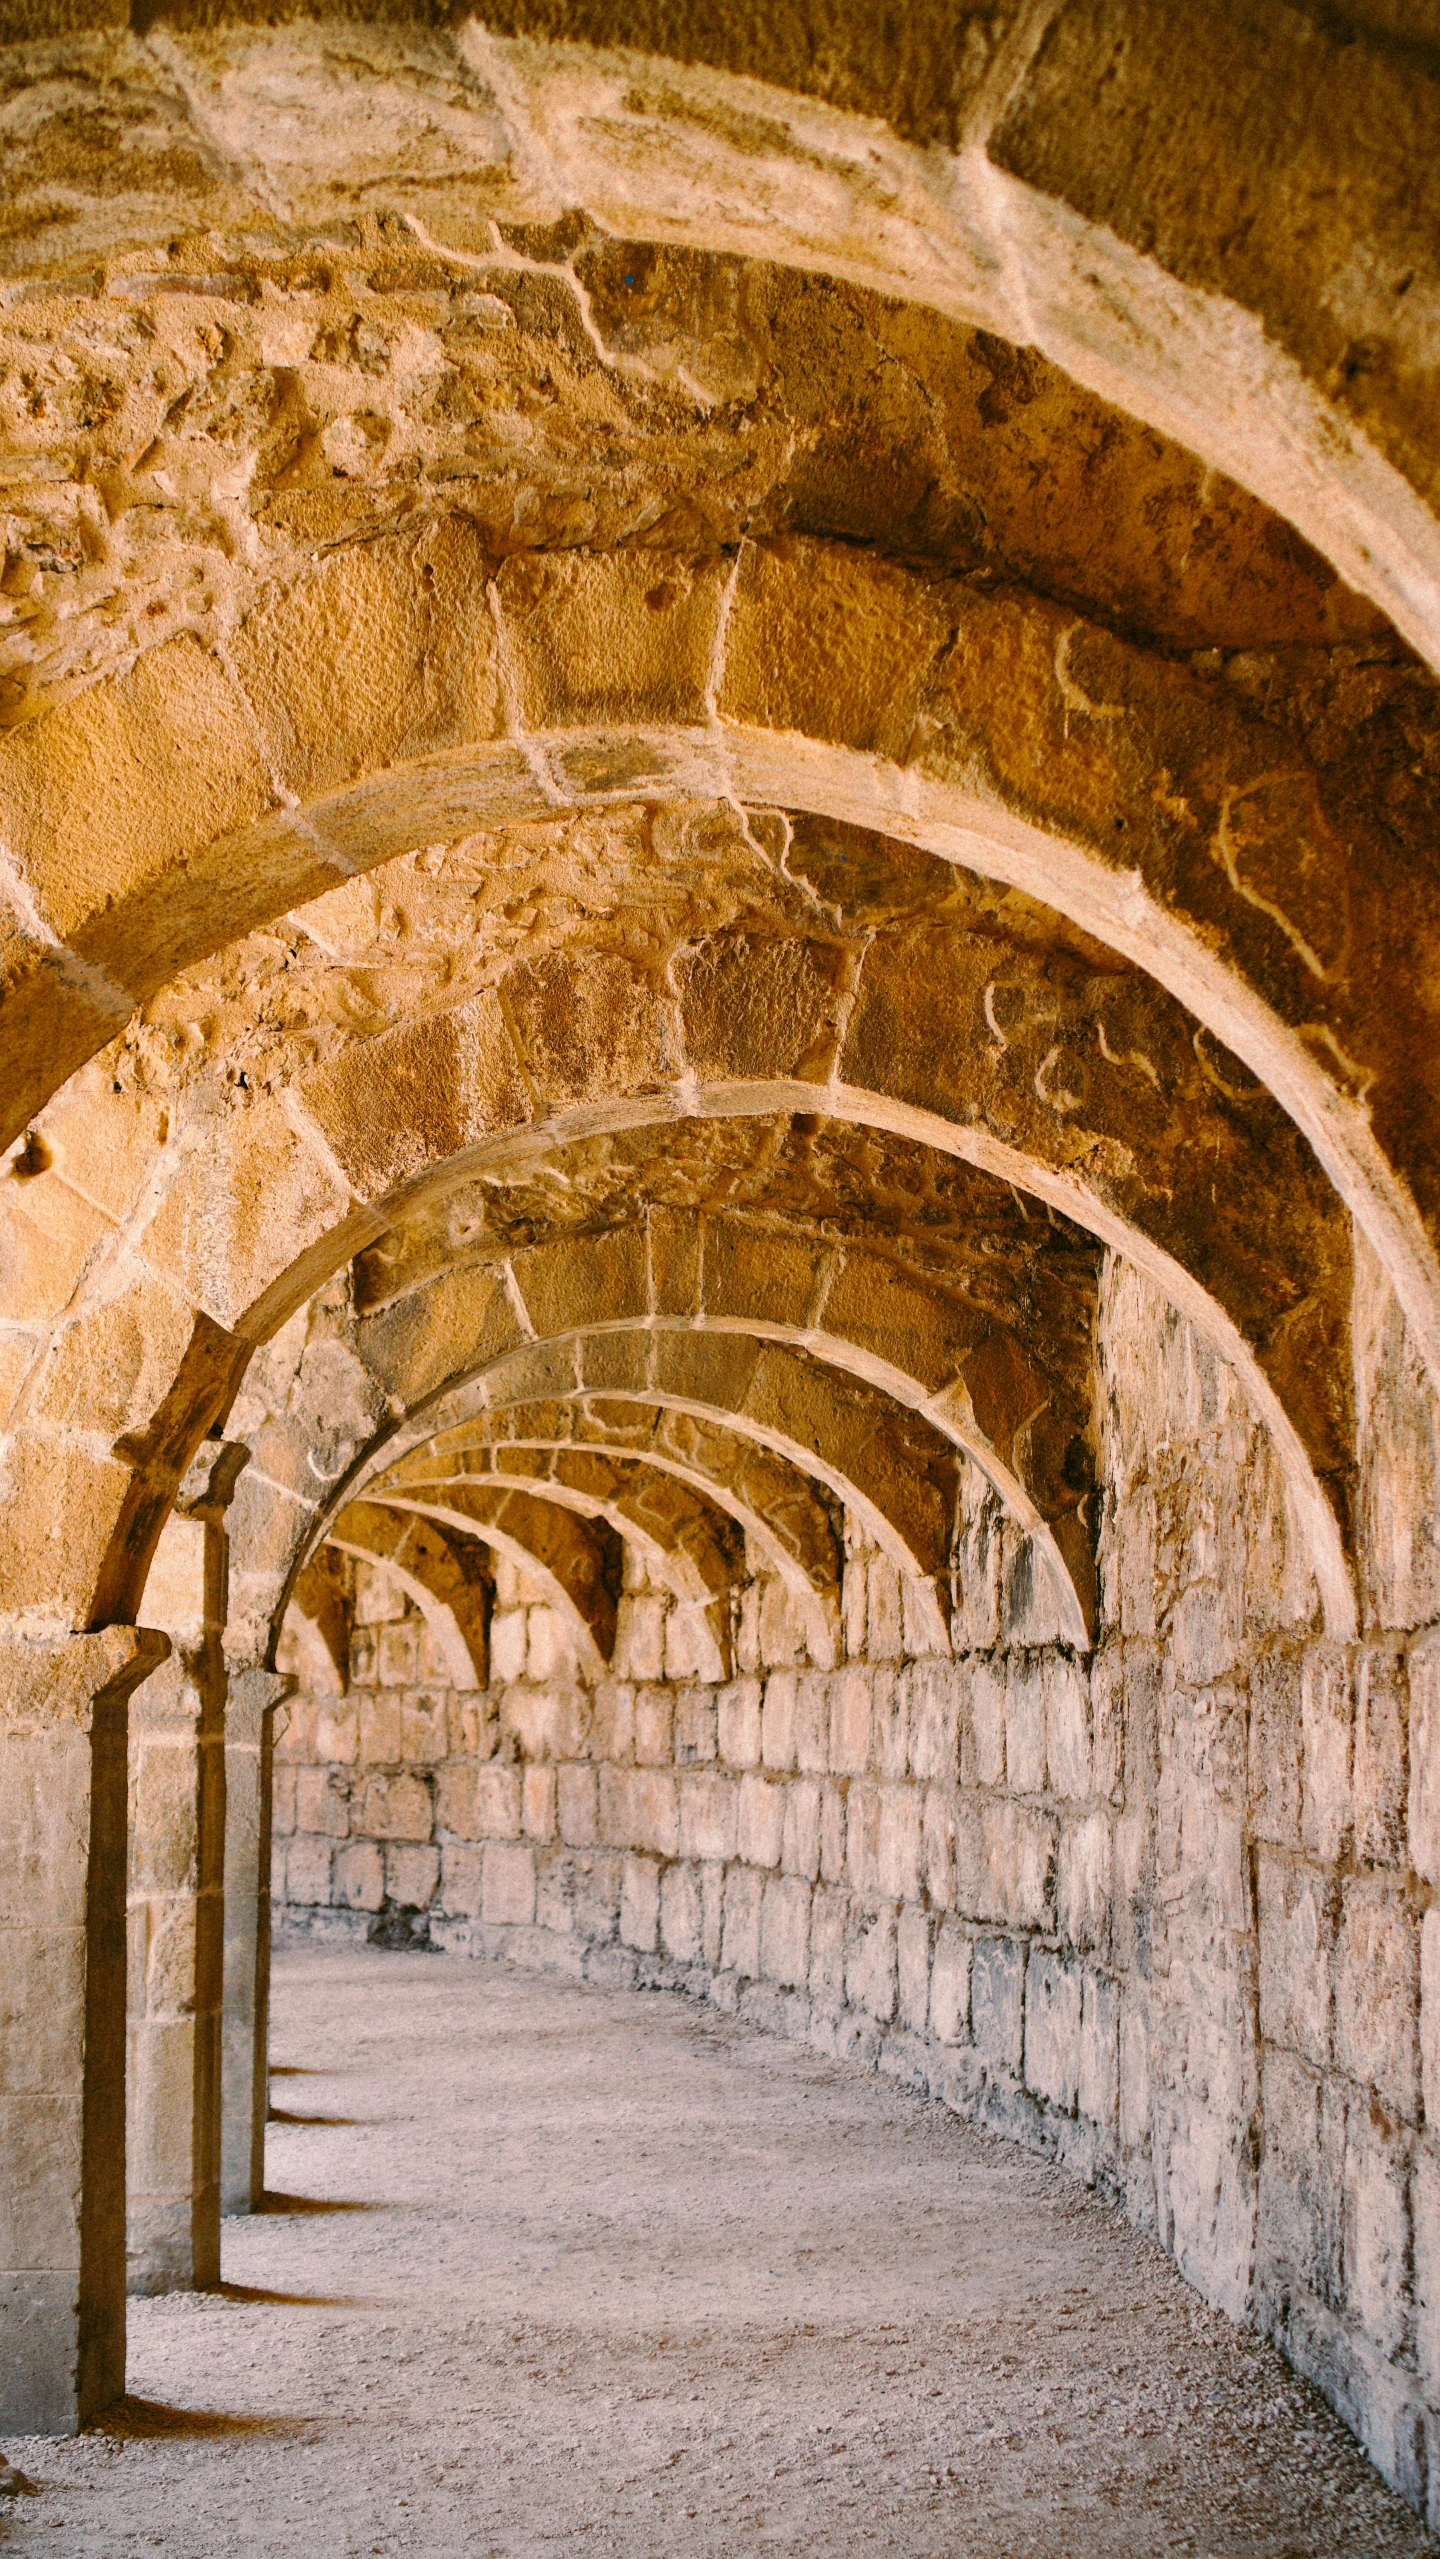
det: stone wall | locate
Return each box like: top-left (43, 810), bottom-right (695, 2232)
top-left (274, 1252), bottom-right (1440, 2525)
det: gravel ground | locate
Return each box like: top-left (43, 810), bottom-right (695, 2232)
top-left (1, 1945), bottom-right (1433, 2558)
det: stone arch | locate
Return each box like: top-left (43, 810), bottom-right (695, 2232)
top-left (4, 10), bottom-right (1440, 667)
top-left (316, 1503), bottom-right (494, 1689)
top-left (0, 532), bottom-right (1419, 1400)
top-left (369, 1444), bottom-right (747, 1672)
top-left (332, 1489), bottom-right (620, 1676)
top-left (367, 1408), bottom-right (844, 1662)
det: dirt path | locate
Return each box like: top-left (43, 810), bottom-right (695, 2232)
top-left (2, 1947), bottom-right (1432, 2557)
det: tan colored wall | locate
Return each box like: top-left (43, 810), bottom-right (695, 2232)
top-left (272, 1248), bottom-right (1440, 2521)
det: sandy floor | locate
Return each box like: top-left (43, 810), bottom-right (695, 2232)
top-left (2, 1945), bottom-right (1433, 2558)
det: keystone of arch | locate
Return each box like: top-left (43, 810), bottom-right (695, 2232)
top-left (6, 13), bottom-right (1440, 665)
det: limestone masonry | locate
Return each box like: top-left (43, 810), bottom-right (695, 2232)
top-left (3, 0), bottom-right (1440, 2534)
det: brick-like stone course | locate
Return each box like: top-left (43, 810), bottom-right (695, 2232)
top-left (274, 1272), bottom-right (1440, 2523)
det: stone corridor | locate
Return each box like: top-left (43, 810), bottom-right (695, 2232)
top-left (1, 1945), bottom-right (1432, 2559)
top-left (5, 0), bottom-right (1440, 2541)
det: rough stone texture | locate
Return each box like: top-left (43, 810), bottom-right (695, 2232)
top-left (1, 12), bottom-right (1439, 2524)
top-left (272, 1263), bottom-right (1440, 2522)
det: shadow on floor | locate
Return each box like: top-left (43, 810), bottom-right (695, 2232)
top-left (256, 2191), bottom-right (381, 2216)
top-left (218, 2282), bottom-right (378, 2310)
top-left (94, 2399), bottom-right (314, 2441)
top-left (268, 2108), bottom-right (367, 2128)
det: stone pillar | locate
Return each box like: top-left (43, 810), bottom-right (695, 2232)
top-left (127, 1447), bottom-right (249, 2296)
top-left (125, 1640), bottom-right (227, 2294)
top-left (221, 1668), bottom-right (293, 2215)
top-left (0, 1625), bottom-right (170, 2436)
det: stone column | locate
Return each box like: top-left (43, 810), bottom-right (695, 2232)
top-left (127, 1447), bottom-right (249, 2296)
top-left (0, 1625), bottom-right (169, 2436)
top-left (221, 1667), bottom-right (293, 2216)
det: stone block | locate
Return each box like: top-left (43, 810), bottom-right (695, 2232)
top-left (377, 1619), bottom-right (420, 1689)
top-left (870, 1670), bottom-right (907, 1781)
top-left (930, 1922), bottom-right (971, 2045)
top-left (794, 1673), bottom-right (831, 1775)
top-left (970, 1660), bottom-right (1006, 1787)
top-left (761, 1671), bottom-right (798, 1771)
top-left (760, 1875), bottom-right (812, 1990)
top-left (557, 1763), bottom-right (599, 1848)
top-left (1414, 2141), bottom-right (1440, 2394)
top-left (313, 1700), bottom-right (359, 1766)
top-left (906, 1660), bottom-right (959, 1784)
top-left (781, 1778), bottom-right (822, 1881)
top-left (1344, 2101), bottom-right (1413, 2362)
top-left (1025, 1950), bottom-right (1081, 2113)
top-left (437, 1762), bottom-right (520, 1842)
top-left (660, 1863), bottom-right (701, 1966)
top-left (333, 1840), bottom-right (384, 1913)
top-left (971, 1936), bottom-right (1025, 2076)
top-left (401, 1693), bottom-right (448, 1767)
top-left (760, 1575), bottom-right (808, 1668)
top-left (679, 1771), bottom-right (738, 1863)
top-left (1334, 1878), bottom-right (1420, 2119)
top-left (1256, 2050), bottom-right (1344, 2307)
top-left (1409, 1630), bottom-right (1440, 1886)
top-left (867, 1559), bottom-right (904, 1663)
top-left (295, 1767), bottom-right (349, 1839)
top-left (921, 1785), bottom-right (955, 1910)
top-left (589, 1682), bottom-right (635, 1763)
top-left (619, 1594), bottom-right (666, 1681)
top-left (358, 1692), bottom-right (401, 1767)
top-left (1257, 1852), bottom-right (1333, 2069)
top-left (1045, 1658), bottom-right (1092, 1801)
top-left (386, 1844), bottom-right (439, 1911)
top-left (1354, 1647), bottom-right (1408, 1870)
top-left (1078, 1972), bottom-right (1119, 2132)
top-left (504, 1683), bottom-right (589, 1765)
top-left (1119, 2001), bottom-right (1151, 2153)
top-left (829, 1669), bottom-right (871, 1775)
top-left (1248, 1651), bottom-right (1302, 1849)
top-left (489, 1608), bottom-right (527, 1684)
top-left (808, 1888), bottom-right (849, 2012)
top-left (620, 1855), bottom-right (661, 1953)
top-left (845, 1781), bottom-right (881, 1897)
top-left (979, 1799), bottom-right (1056, 1929)
top-left (522, 1765), bottom-right (557, 1842)
top-left (721, 1864), bottom-right (764, 1977)
top-left (735, 1771), bottom-right (783, 1870)
top-left (634, 1685), bottom-right (673, 1767)
top-left (599, 1765), bottom-right (678, 1857)
top-left (439, 1845), bottom-right (484, 1918)
top-left (482, 1842), bottom-right (537, 1928)
top-left (1423, 1910), bottom-right (1440, 2128)
top-left (896, 1904), bottom-right (932, 2034)
top-left (1005, 1657), bottom-right (1045, 1795)
top-left (819, 1783), bottom-right (847, 1883)
top-left (717, 1678), bottom-right (762, 1769)
top-left (1301, 1645), bottom-right (1353, 1864)
top-left (876, 1785), bottom-right (922, 1903)
top-left (673, 1690), bottom-right (717, 1767)
top-left (571, 1851), bottom-right (622, 1943)
top-left (847, 1905), bottom-right (897, 2024)
top-left (284, 1834), bottom-right (334, 1905)
top-left (1056, 1812), bottom-right (1111, 1956)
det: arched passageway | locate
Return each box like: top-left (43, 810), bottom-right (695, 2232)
top-left (2, 3), bottom-right (1440, 2542)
